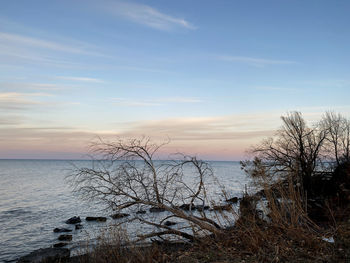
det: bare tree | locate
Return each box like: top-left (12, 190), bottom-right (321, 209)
top-left (69, 137), bottom-right (223, 243)
top-left (241, 112), bottom-right (328, 194)
top-left (321, 111), bottom-right (350, 165)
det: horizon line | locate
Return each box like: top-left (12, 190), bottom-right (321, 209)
top-left (0, 158), bottom-right (242, 162)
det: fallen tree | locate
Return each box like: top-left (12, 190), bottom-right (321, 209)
top-left (69, 137), bottom-right (223, 242)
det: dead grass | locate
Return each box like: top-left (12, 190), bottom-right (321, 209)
top-left (72, 175), bottom-right (350, 263)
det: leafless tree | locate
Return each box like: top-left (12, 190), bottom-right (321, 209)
top-left (321, 111), bottom-right (350, 166)
top-left (241, 112), bottom-right (328, 194)
top-left (242, 111), bottom-right (350, 197)
top-left (69, 137), bottom-right (223, 243)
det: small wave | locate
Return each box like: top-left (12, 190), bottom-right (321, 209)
top-left (1, 208), bottom-right (33, 216)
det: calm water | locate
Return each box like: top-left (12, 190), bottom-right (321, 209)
top-left (0, 160), bottom-right (247, 263)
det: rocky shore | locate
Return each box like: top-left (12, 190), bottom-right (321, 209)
top-left (16, 162), bottom-right (350, 262)
top-left (16, 197), bottom-right (242, 263)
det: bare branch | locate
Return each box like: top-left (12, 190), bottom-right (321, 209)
top-left (69, 137), bottom-right (223, 242)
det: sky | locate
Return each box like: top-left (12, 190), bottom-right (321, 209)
top-left (0, 0), bottom-right (349, 160)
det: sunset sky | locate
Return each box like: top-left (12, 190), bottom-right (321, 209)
top-left (0, 0), bottom-right (349, 160)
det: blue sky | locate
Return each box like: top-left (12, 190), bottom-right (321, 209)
top-left (0, 0), bottom-right (349, 160)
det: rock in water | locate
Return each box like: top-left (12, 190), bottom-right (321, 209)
top-left (226, 197), bottom-right (239, 203)
top-left (53, 242), bottom-right (68, 248)
top-left (75, 224), bottom-right (83, 230)
top-left (65, 216), bottom-right (81, 224)
top-left (58, 234), bottom-right (72, 241)
top-left (164, 220), bottom-right (177, 226)
top-left (179, 204), bottom-right (196, 211)
top-left (212, 204), bottom-right (232, 211)
top-left (149, 207), bottom-right (165, 213)
top-left (195, 205), bottom-right (210, 211)
top-left (85, 216), bottom-right (107, 222)
top-left (110, 213), bottom-right (130, 219)
top-left (53, 228), bottom-right (72, 233)
top-left (17, 247), bottom-right (70, 263)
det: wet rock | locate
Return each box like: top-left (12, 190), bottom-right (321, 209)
top-left (179, 204), bottom-right (195, 211)
top-left (75, 224), bottom-right (83, 230)
top-left (226, 197), bottom-right (239, 203)
top-left (53, 228), bottom-right (72, 233)
top-left (85, 216), bottom-right (107, 222)
top-left (111, 213), bottom-right (130, 219)
top-left (164, 221), bottom-right (177, 226)
top-left (136, 210), bottom-right (147, 214)
top-left (53, 242), bottom-right (68, 248)
top-left (17, 247), bottom-right (70, 263)
top-left (65, 216), bottom-right (81, 224)
top-left (149, 207), bottom-right (165, 213)
top-left (195, 205), bottom-right (210, 211)
top-left (212, 204), bottom-right (232, 211)
top-left (58, 234), bottom-right (72, 241)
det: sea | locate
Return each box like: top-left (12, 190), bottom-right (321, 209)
top-left (0, 160), bottom-right (249, 263)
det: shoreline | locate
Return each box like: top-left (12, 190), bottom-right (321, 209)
top-left (16, 184), bottom-right (350, 263)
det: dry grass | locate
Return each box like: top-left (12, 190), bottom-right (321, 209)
top-left (228, 177), bottom-right (334, 262)
top-left (72, 175), bottom-right (350, 263)
top-left (74, 226), bottom-right (191, 263)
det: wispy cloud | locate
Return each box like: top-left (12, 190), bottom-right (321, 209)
top-left (255, 86), bottom-right (300, 92)
top-left (163, 97), bottom-right (202, 103)
top-left (0, 127), bottom-right (93, 158)
top-left (102, 1), bottom-right (196, 30)
top-left (304, 79), bottom-right (350, 89)
top-left (0, 32), bottom-right (84, 54)
top-left (113, 98), bottom-right (161, 107)
top-left (218, 55), bottom-right (296, 67)
top-left (0, 50), bottom-right (86, 68)
top-left (112, 97), bottom-right (203, 107)
top-left (0, 113), bottom-right (278, 160)
top-left (7, 111), bottom-right (341, 160)
top-left (0, 92), bottom-right (51, 110)
top-left (1, 82), bottom-right (68, 91)
top-left (3, 110), bottom-right (345, 160)
top-left (0, 31), bottom-right (107, 68)
top-left (118, 114), bottom-right (277, 141)
top-left (0, 115), bottom-right (23, 125)
top-left (56, 76), bottom-right (105, 83)
top-left (112, 114), bottom-right (279, 159)
top-left (0, 31), bottom-right (172, 71)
